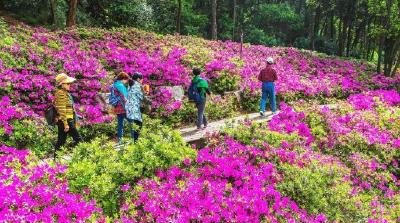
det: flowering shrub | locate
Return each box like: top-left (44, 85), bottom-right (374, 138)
top-left (1, 18), bottom-right (400, 223)
top-left (63, 119), bottom-right (196, 215)
top-left (0, 96), bottom-right (25, 135)
top-left (221, 100), bottom-right (400, 222)
top-left (120, 138), bottom-right (328, 222)
top-left (0, 20), bottom-right (399, 129)
top-left (0, 145), bottom-right (102, 222)
top-left (348, 90), bottom-right (400, 110)
top-left (269, 103), bottom-right (314, 145)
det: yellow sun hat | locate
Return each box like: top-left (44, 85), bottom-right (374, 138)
top-left (55, 73), bottom-right (76, 86)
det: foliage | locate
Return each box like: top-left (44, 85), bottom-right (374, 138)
top-left (63, 119), bottom-right (196, 215)
top-left (245, 28), bottom-right (282, 46)
top-left (277, 162), bottom-right (370, 222)
top-left (240, 89), bottom-right (261, 112)
top-left (119, 137), bottom-right (328, 222)
top-left (247, 3), bottom-right (303, 45)
top-left (210, 70), bottom-right (240, 94)
top-left (160, 95), bottom-right (238, 128)
top-left (223, 122), bottom-right (299, 149)
top-left (0, 118), bottom-right (55, 158)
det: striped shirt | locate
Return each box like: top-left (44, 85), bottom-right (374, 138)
top-left (55, 89), bottom-right (74, 126)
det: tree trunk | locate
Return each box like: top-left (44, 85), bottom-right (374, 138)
top-left (66, 0), bottom-right (78, 28)
top-left (391, 51), bottom-right (400, 77)
top-left (240, 31), bottom-right (243, 58)
top-left (329, 11), bottom-right (335, 40)
top-left (309, 8), bottom-right (316, 50)
top-left (346, 24), bottom-right (353, 57)
top-left (338, 18), bottom-right (347, 56)
top-left (49, 0), bottom-right (57, 25)
top-left (211, 0), bottom-right (217, 40)
top-left (384, 37), bottom-right (399, 76)
top-left (176, 0), bottom-right (182, 34)
top-left (377, 37), bottom-right (384, 73)
top-left (232, 0), bottom-right (237, 40)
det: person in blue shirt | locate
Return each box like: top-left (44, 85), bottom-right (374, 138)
top-left (126, 72), bottom-right (145, 143)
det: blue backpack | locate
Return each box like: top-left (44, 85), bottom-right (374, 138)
top-left (108, 85), bottom-right (122, 107)
top-left (188, 79), bottom-right (202, 102)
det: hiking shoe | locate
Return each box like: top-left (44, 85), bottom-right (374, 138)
top-left (260, 111), bottom-right (265, 116)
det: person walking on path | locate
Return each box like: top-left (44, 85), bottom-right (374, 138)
top-left (112, 72), bottom-right (130, 144)
top-left (191, 68), bottom-right (210, 130)
top-left (258, 57), bottom-right (278, 116)
top-left (54, 73), bottom-right (82, 159)
top-left (126, 72), bottom-right (145, 143)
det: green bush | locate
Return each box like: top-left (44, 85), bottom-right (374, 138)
top-left (62, 118), bottom-right (197, 216)
top-left (210, 70), bottom-right (240, 95)
top-left (223, 122), bottom-right (298, 148)
top-left (79, 122), bottom-right (117, 142)
top-left (240, 89), bottom-right (261, 112)
top-left (277, 162), bottom-right (370, 222)
top-left (206, 95), bottom-right (239, 121)
top-left (246, 28), bottom-right (282, 46)
top-left (0, 118), bottom-right (56, 158)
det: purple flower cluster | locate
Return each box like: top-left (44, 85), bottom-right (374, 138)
top-left (348, 90), bottom-right (400, 110)
top-left (0, 146), bottom-right (102, 222)
top-left (120, 138), bottom-right (327, 223)
top-left (269, 103), bottom-right (314, 145)
top-left (1, 22), bottom-right (399, 128)
top-left (0, 96), bottom-right (25, 134)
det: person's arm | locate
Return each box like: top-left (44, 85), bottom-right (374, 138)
top-left (136, 86), bottom-right (144, 100)
top-left (55, 90), bottom-right (68, 126)
top-left (273, 69), bottom-right (278, 81)
top-left (258, 70), bottom-right (263, 82)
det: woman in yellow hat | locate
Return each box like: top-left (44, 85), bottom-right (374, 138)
top-left (54, 73), bottom-right (82, 159)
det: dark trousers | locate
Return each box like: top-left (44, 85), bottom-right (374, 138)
top-left (196, 99), bottom-right (207, 128)
top-left (131, 120), bottom-right (143, 142)
top-left (54, 119), bottom-right (82, 158)
top-left (117, 114), bottom-right (143, 142)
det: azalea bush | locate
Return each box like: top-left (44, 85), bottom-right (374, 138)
top-left (0, 19), bottom-right (399, 128)
top-left (63, 119), bottom-right (196, 216)
top-left (0, 118), bottom-right (55, 157)
top-left (119, 138), bottom-right (328, 223)
top-left (277, 162), bottom-right (371, 222)
top-left (0, 145), bottom-right (103, 222)
top-left (217, 99), bottom-right (400, 222)
top-left (1, 16), bottom-right (400, 223)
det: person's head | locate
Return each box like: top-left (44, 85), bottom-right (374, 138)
top-left (56, 73), bottom-right (76, 91)
top-left (116, 71), bottom-right (130, 84)
top-left (266, 57), bottom-right (274, 65)
top-left (193, 68), bottom-right (201, 76)
top-left (131, 72), bottom-right (144, 84)
top-left (149, 73), bottom-right (158, 81)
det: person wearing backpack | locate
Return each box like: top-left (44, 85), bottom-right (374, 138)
top-left (54, 73), bottom-right (82, 159)
top-left (126, 72), bottom-right (145, 143)
top-left (258, 57), bottom-right (278, 116)
top-left (109, 72), bottom-right (130, 144)
top-left (189, 68), bottom-right (210, 130)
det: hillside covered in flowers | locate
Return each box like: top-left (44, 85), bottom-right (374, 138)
top-left (0, 18), bottom-right (400, 222)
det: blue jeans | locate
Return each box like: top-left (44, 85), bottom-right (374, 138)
top-left (196, 99), bottom-right (207, 128)
top-left (117, 114), bottom-right (142, 142)
top-left (260, 82), bottom-right (276, 112)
